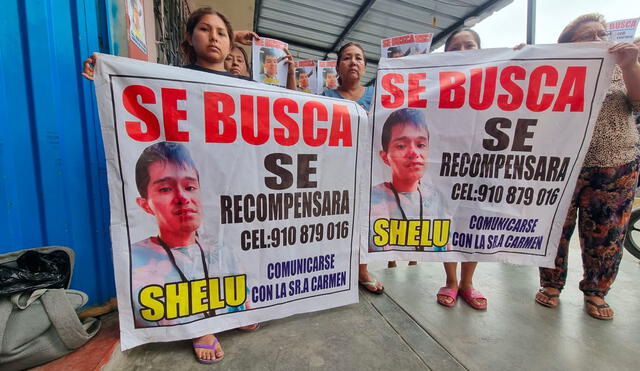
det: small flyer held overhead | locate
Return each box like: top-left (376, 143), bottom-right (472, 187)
top-left (606, 17), bottom-right (639, 42)
top-left (126, 0), bottom-right (147, 54)
top-left (295, 60), bottom-right (317, 94)
top-left (318, 60), bottom-right (338, 93)
top-left (252, 37), bottom-right (289, 87)
top-left (381, 33), bottom-right (433, 59)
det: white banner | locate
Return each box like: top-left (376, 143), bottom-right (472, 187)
top-left (93, 55), bottom-right (363, 349)
top-left (362, 43), bottom-right (615, 267)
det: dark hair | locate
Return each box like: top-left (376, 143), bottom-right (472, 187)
top-left (260, 47), bottom-right (277, 63)
top-left (336, 42), bottom-right (366, 85)
top-left (323, 68), bottom-right (336, 79)
top-left (180, 7), bottom-right (234, 65)
top-left (444, 28), bottom-right (481, 51)
top-left (135, 142), bottom-right (199, 198)
top-left (295, 68), bottom-right (308, 79)
top-left (387, 46), bottom-right (410, 58)
top-left (381, 108), bottom-right (429, 152)
top-left (557, 13), bottom-right (606, 43)
top-left (387, 47), bottom-right (401, 58)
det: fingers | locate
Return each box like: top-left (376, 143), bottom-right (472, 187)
top-left (282, 48), bottom-right (294, 69)
top-left (248, 31), bottom-right (260, 42)
top-left (512, 43), bottom-right (526, 51)
top-left (82, 53), bottom-right (97, 81)
top-left (609, 42), bottom-right (638, 53)
top-left (234, 30), bottom-right (260, 45)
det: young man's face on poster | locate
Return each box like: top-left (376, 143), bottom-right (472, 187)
top-left (325, 72), bottom-right (337, 89)
top-left (379, 123), bottom-right (429, 185)
top-left (136, 161), bottom-right (202, 236)
top-left (298, 71), bottom-right (309, 88)
top-left (264, 54), bottom-right (278, 78)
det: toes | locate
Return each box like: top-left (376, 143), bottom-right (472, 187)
top-left (197, 349), bottom-right (211, 360)
top-left (473, 298), bottom-right (487, 306)
top-left (437, 295), bottom-right (453, 305)
top-left (535, 292), bottom-right (549, 304)
top-left (214, 343), bottom-right (224, 359)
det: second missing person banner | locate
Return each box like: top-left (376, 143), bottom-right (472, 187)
top-left (362, 43), bottom-right (615, 267)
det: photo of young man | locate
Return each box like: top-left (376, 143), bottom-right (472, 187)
top-left (369, 108), bottom-right (446, 252)
top-left (323, 68), bottom-right (338, 90)
top-left (130, 141), bottom-right (243, 327)
top-left (296, 67), bottom-right (313, 93)
top-left (260, 47), bottom-right (280, 85)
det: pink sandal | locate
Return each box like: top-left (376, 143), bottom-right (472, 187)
top-left (436, 286), bottom-right (458, 307)
top-left (458, 288), bottom-right (487, 310)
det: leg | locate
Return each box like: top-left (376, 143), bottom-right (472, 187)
top-left (458, 262), bottom-right (486, 309)
top-left (536, 168), bottom-right (585, 307)
top-left (458, 262), bottom-right (477, 290)
top-left (437, 262), bottom-right (458, 306)
top-left (193, 334), bottom-right (224, 363)
top-left (578, 161), bottom-right (638, 319)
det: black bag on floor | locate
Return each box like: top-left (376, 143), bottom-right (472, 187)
top-left (0, 247), bottom-right (101, 370)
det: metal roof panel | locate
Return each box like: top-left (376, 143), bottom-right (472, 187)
top-left (255, 0), bottom-right (514, 85)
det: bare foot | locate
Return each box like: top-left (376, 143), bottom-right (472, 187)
top-left (535, 287), bottom-right (560, 308)
top-left (238, 323), bottom-right (261, 331)
top-left (459, 285), bottom-right (487, 309)
top-left (437, 284), bottom-right (458, 306)
top-left (584, 295), bottom-right (614, 320)
top-left (388, 261), bottom-right (397, 268)
top-left (359, 268), bottom-right (383, 292)
top-left (193, 334), bottom-right (223, 362)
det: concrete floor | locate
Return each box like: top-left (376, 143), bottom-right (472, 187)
top-left (106, 237), bottom-right (640, 371)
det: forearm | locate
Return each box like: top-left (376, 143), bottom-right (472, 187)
top-left (286, 70), bottom-right (297, 91)
top-left (622, 61), bottom-right (640, 101)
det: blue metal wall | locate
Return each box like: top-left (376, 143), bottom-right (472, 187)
top-left (0, 0), bottom-right (115, 305)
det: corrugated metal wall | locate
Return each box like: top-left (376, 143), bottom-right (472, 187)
top-left (0, 0), bottom-right (115, 305)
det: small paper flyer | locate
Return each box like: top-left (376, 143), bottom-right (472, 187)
top-left (126, 0), bottom-right (147, 53)
top-left (381, 33), bottom-right (433, 59)
top-left (318, 60), bottom-right (338, 93)
top-left (606, 18), bottom-right (639, 43)
top-left (294, 60), bottom-right (317, 94)
top-left (252, 38), bottom-right (289, 87)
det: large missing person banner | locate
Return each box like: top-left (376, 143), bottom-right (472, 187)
top-left (93, 55), bottom-right (363, 349)
top-left (362, 43), bottom-right (615, 267)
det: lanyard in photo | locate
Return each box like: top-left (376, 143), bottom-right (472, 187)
top-left (156, 235), bottom-right (216, 317)
top-left (387, 182), bottom-right (425, 251)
